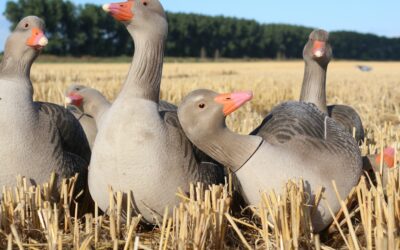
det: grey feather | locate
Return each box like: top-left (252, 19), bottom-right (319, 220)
top-left (328, 104), bottom-right (364, 143)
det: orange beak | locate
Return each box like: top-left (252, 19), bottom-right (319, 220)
top-left (312, 41), bottom-right (326, 58)
top-left (375, 147), bottom-right (395, 169)
top-left (103, 1), bottom-right (134, 22)
top-left (214, 91), bottom-right (253, 116)
top-left (26, 28), bottom-right (48, 50)
top-left (65, 92), bottom-right (84, 107)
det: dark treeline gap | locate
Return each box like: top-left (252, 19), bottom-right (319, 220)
top-left (5, 0), bottom-right (400, 60)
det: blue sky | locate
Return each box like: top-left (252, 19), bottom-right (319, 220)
top-left (0, 0), bottom-right (399, 50)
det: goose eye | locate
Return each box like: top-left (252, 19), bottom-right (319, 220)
top-left (198, 103), bottom-right (205, 109)
top-left (24, 23), bottom-right (29, 28)
top-left (143, 1), bottom-right (148, 6)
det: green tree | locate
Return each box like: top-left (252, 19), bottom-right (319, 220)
top-left (4, 1), bottom-right (400, 60)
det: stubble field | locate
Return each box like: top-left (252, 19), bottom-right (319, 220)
top-left (1, 61), bottom-right (400, 249)
top-left (32, 61), bottom-right (400, 149)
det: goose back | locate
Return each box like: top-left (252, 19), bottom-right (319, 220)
top-left (37, 102), bottom-right (91, 180)
top-left (247, 101), bottom-right (362, 231)
top-left (328, 104), bottom-right (364, 143)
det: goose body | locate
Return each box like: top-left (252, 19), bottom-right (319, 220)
top-left (299, 29), bottom-right (364, 143)
top-left (241, 102), bottom-right (362, 231)
top-left (178, 90), bottom-right (362, 232)
top-left (89, 0), bottom-right (224, 222)
top-left (0, 17), bottom-right (90, 192)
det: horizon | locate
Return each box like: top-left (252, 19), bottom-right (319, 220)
top-left (0, 0), bottom-right (399, 50)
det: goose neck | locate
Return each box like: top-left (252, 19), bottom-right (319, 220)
top-left (88, 100), bottom-right (110, 126)
top-left (0, 52), bottom-right (35, 81)
top-left (192, 127), bottom-right (264, 172)
top-left (299, 60), bottom-right (328, 114)
top-left (120, 34), bottom-right (165, 103)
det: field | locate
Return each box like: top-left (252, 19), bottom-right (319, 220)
top-left (1, 61), bottom-right (400, 249)
top-left (32, 61), bottom-right (400, 134)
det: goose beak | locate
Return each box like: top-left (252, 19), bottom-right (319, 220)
top-left (103, 1), bottom-right (134, 22)
top-left (65, 92), bottom-right (84, 107)
top-left (375, 147), bottom-right (396, 169)
top-left (312, 41), bottom-right (326, 58)
top-left (215, 91), bottom-right (253, 116)
top-left (26, 28), bottom-right (48, 50)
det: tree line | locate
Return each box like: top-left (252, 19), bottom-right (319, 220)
top-left (5, 0), bottom-right (400, 60)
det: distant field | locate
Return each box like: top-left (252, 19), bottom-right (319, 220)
top-left (32, 61), bottom-right (400, 150)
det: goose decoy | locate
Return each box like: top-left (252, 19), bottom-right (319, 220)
top-left (65, 84), bottom-right (178, 149)
top-left (65, 85), bottom-right (111, 148)
top-left (356, 65), bottom-right (372, 72)
top-left (178, 89), bottom-right (362, 232)
top-left (89, 0), bottom-right (225, 222)
top-left (0, 17), bottom-right (91, 194)
top-left (299, 29), bottom-right (364, 143)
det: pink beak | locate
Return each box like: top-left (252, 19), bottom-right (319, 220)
top-left (312, 41), bottom-right (326, 58)
top-left (214, 91), bottom-right (253, 116)
top-left (103, 1), bottom-right (134, 22)
top-left (375, 146), bottom-right (396, 168)
top-left (66, 92), bottom-right (84, 107)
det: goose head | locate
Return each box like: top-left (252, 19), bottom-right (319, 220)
top-left (178, 89), bottom-right (253, 141)
top-left (303, 29), bottom-right (332, 66)
top-left (65, 85), bottom-right (108, 115)
top-left (102, 0), bottom-right (167, 39)
top-left (2, 16), bottom-right (48, 71)
top-left (65, 85), bottom-right (87, 110)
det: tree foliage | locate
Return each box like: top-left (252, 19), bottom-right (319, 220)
top-left (4, 0), bottom-right (400, 60)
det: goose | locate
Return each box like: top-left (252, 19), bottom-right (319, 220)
top-left (299, 29), bottom-right (364, 143)
top-left (89, 0), bottom-right (225, 222)
top-left (0, 17), bottom-right (91, 194)
top-left (65, 84), bottom-right (178, 148)
top-left (356, 65), bottom-right (372, 72)
top-left (65, 85), bottom-right (110, 148)
top-left (178, 89), bottom-right (362, 232)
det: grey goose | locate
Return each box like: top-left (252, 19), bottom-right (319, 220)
top-left (178, 89), bottom-right (362, 232)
